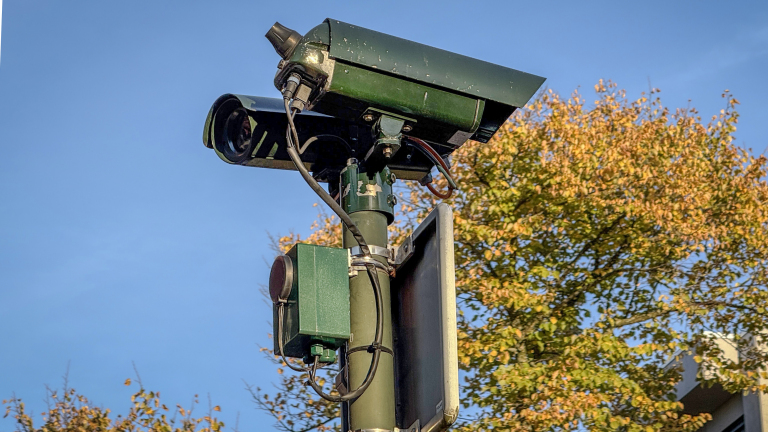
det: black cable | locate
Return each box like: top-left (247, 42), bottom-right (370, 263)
top-left (408, 140), bottom-right (442, 168)
top-left (298, 134), bottom-right (353, 156)
top-left (282, 97), bottom-right (387, 402)
top-left (406, 138), bottom-right (458, 189)
top-left (305, 263), bottom-right (384, 402)
top-left (276, 302), bottom-right (308, 373)
top-left (406, 140), bottom-right (457, 198)
top-left (283, 99), bottom-right (370, 257)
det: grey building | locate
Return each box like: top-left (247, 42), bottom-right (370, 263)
top-left (674, 334), bottom-right (768, 432)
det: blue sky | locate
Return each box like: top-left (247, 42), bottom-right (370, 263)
top-left (1, 1), bottom-right (767, 430)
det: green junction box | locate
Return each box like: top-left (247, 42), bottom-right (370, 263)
top-left (273, 243), bottom-right (350, 363)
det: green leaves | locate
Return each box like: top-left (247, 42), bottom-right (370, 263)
top-left (448, 83), bottom-right (768, 431)
top-left (260, 82), bottom-right (768, 432)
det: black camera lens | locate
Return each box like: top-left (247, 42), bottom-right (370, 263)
top-left (224, 108), bottom-right (252, 156)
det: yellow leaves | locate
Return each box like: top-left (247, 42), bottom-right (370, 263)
top-left (259, 81), bottom-right (767, 432)
top-left (124, 379), bottom-right (131, 386)
top-left (4, 382), bottom-right (226, 432)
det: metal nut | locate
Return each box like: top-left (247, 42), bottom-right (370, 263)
top-left (402, 125), bottom-right (413, 132)
top-left (363, 114), bottom-right (375, 122)
top-left (382, 146), bottom-right (393, 158)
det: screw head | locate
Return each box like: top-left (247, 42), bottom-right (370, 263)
top-left (387, 194), bottom-right (398, 206)
top-left (363, 114), bottom-right (375, 122)
top-left (402, 125), bottom-right (413, 133)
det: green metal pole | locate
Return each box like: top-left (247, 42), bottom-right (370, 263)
top-left (340, 159), bottom-right (397, 431)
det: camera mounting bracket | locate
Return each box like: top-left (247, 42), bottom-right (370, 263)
top-left (364, 115), bottom-right (405, 169)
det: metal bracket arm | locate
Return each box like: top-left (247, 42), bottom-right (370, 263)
top-left (388, 235), bottom-right (414, 269)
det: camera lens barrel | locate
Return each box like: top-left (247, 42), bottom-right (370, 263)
top-left (224, 108), bottom-right (252, 156)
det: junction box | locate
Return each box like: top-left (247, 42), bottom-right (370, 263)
top-left (272, 243), bottom-right (350, 363)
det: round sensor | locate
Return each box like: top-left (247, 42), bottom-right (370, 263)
top-left (269, 255), bottom-right (294, 303)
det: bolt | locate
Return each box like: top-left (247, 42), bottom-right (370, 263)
top-left (402, 125), bottom-right (413, 133)
top-left (390, 172), bottom-right (397, 184)
top-left (363, 114), bottom-right (375, 122)
top-left (382, 146), bottom-right (393, 159)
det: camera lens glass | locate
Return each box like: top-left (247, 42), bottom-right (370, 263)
top-left (224, 108), bottom-right (252, 156)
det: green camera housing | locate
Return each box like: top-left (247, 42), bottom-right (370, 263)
top-left (272, 243), bottom-right (350, 362)
top-left (273, 18), bottom-right (545, 147)
top-left (202, 20), bottom-right (545, 184)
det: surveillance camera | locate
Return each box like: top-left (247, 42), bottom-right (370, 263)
top-left (266, 19), bottom-right (545, 148)
top-left (203, 94), bottom-right (448, 182)
top-left (203, 20), bottom-right (544, 182)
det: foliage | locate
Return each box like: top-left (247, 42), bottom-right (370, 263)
top-left (256, 81), bottom-right (768, 431)
top-left (246, 346), bottom-right (340, 432)
top-left (3, 379), bottom-right (226, 432)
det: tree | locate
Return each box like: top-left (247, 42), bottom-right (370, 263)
top-left (254, 81), bottom-right (768, 431)
top-left (3, 377), bottom-right (227, 432)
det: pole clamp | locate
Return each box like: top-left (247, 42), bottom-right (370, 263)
top-left (347, 343), bottom-right (394, 357)
top-left (349, 245), bottom-right (390, 259)
top-left (349, 256), bottom-right (394, 278)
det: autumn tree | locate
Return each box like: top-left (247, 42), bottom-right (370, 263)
top-left (3, 378), bottom-right (227, 432)
top-left (255, 81), bottom-right (768, 431)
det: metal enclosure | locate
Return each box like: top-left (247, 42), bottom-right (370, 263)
top-left (391, 204), bottom-right (458, 432)
top-left (275, 18), bottom-right (546, 146)
top-left (273, 243), bottom-right (350, 359)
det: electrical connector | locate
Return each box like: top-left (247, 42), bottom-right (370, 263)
top-left (290, 83), bottom-right (313, 112)
top-left (282, 73), bottom-right (301, 100)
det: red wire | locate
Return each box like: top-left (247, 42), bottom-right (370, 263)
top-left (427, 182), bottom-right (453, 199)
top-left (406, 136), bottom-right (455, 199)
top-left (408, 136), bottom-right (450, 173)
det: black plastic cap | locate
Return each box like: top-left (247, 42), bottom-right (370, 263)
top-left (266, 22), bottom-right (302, 60)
